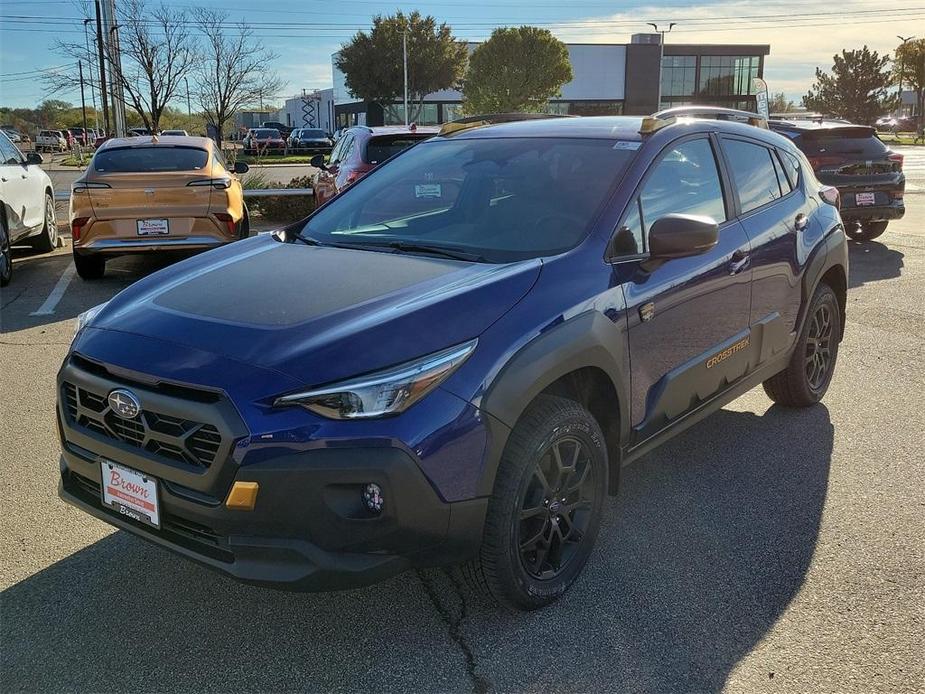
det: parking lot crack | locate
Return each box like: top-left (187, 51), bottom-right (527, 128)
top-left (417, 569), bottom-right (490, 694)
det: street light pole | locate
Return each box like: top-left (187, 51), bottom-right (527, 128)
top-left (184, 76), bottom-right (192, 126)
top-left (78, 60), bottom-right (88, 142)
top-left (403, 29), bottom-right (409, 126)
top-left (648, 22), bottom-right (676, 111)
top-left (82, 18), bottom-right (99, 132)
top-left (93, 0), bottom-right (110, 133)
top-left (897, 35), bottom-right (915, 117)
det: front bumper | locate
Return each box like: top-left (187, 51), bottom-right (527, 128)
top-left (59, 447), bottom-right (487, 591)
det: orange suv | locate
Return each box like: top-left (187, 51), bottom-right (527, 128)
top-left (70, 135), bottom-right (249, 279)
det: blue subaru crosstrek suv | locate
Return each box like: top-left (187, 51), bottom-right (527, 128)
top-left (58, 110), bottom-right (848, 610)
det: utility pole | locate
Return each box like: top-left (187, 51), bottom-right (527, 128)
top-left (648, 22), bottom-right (676, 110)
top-left (94, 0), bottom-right (110, 133)
top-left (78, 61), bottom-right (89, 141)
top-left (403, 29), bottom-right (409, 126)
top-left (897, 35), bottom-right (915, 116)
top-left (82, 18), bottom-right (99, 131)
top-left (185, 76), bottom-right (192, 125)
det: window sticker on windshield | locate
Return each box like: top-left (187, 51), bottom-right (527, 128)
top-left (415, 183), bottom-right (442, 198)
top-left (613, 141), bottom-right (641, 150)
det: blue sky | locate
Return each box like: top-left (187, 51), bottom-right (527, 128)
top-left (0, 0), bottom-right (914, 109)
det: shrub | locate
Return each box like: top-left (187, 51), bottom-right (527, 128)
top-left (250, 175), bottom-right (316, 221)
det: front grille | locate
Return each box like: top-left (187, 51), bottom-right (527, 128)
top-left (61, 381), bottom-right (224, 469)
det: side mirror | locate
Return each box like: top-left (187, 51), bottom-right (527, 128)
top-left (233, 161), bottom-right (249, 174)
top-left (648, 214), bottom-right (719, 259)
top-left (310, 154), bottom-right (327, 170)
top-left (25, 151), bottom-right (44, 165)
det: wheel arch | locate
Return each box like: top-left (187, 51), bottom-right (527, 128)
top-left (478, 310), bottom-right (630, 497)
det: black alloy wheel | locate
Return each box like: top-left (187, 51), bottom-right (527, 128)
top-left (805, 301), bottom-right (834, 393)
top-left (517, 436), bottom-right (596, 580)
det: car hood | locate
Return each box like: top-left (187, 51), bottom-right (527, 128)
top-left (85, 235), bottom-right (541, 387)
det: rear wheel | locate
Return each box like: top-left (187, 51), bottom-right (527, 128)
top-left (237, 206), bottom-right (250, 240)
top-left (763, 283), bottom-right (841, 407)
top-left (0, 212), bottom-right (12, 287)
top-left (73, 250), bottom-right (105, 280)
top-left (31, 194), bottom-right (58, 252)
top-left (463, 395), bottom-right (607, 610)
top-left (846, 220), bottom-right (888, 241)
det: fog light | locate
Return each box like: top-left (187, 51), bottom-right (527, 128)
top-left (362, 483), bottom-right (384, 514)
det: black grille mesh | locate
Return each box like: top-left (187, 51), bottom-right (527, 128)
top-left (61, 382), bottom-right (223, 469)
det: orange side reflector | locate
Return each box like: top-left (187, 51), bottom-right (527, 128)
top-left (225, 481), bottom-right (259, 510)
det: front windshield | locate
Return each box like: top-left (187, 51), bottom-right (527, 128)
top-left (301, 137), bottom-right (635, 263)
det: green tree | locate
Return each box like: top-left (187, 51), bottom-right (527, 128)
top-left (803, 46), bottom-right (895, 124)
top-left (893, 38), bottom-right (925, 131)
top-left (462, 27), bottom-right (572, 114)
top-left (335, 11), bottom-right (467, 123)
top-left (768, 92), bottom-right (795, 113)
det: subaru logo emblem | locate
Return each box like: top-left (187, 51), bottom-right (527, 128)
top-left (108, 389), bottom-right (141, 419)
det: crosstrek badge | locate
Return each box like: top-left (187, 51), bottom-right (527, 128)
top-left (100, 461), bottom-right (160, 528)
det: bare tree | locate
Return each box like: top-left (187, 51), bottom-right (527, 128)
top-left (112, 0), bottom-right (197, 132)
top-left (193, 9), bottom-right (284, 145)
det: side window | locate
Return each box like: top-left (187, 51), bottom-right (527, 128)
top-left (213, 149), bottom-right (228, 171)
top-left (778, 149), bottom-right (801, 189)
top-left (330, 133), bottom-right (352, 165)
top-left (613, 197), bottom-right (644, 255)
top-left (639, 138), bottom-right (727, 230)
top-left (770, 152), bottom-right (791, 194)
top-left (0, 133), bottom-right (21, 165)
top-left (722, 139), bottom-right (783, 214)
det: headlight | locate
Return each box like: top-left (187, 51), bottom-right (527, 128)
top-left (74, 301), bottom-right (108, 340)
top-left (274, 340), bottom-right (477, 419)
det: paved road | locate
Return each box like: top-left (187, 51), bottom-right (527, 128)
top-left (1, 206), bottom-right (923, 692)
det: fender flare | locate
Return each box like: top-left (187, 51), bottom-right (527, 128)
top-left (476, 310), bottom-right (630, 497)
top-left (798, 225), bottom-right (848, 339)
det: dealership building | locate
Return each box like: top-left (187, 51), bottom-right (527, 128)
top-left (327, 34), bottom-right (770, 129)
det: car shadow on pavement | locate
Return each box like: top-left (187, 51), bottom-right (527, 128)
top-left (0, 403), bottom-right (833, 693)
top-left (848, 240), bottom-right (904, 288)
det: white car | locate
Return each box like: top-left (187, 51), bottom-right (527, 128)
top-left (161, 129), bottom-right (189, 136)
top-left (36, 129), bottom-right (69, 152)
top-left (0, 130), bottom-right (57, 286)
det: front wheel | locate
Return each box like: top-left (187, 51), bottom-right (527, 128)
top-left (0, 213), bottom-right (12, 287)
top-left (763, 283), bottom-right (841, 407)
top-left (31, 194), bottom-right (57, 252)
top-left (463, 395), bottom-right (608, 610)
top-left (846, 220), bottom-right (887, 241)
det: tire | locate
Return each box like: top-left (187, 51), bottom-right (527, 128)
top-left (845, 220), bottom-right (888, 241)
top-left (463, 395), bottom-right (608, 610)
top-left (237, 206), bottom-right (250, 240)
top-left (73, 250), bottom-right (105, 280)
top-left (0, 211), bottom-right (12, 287)
top-left (763, 283), bottom-right (841, 407)
top-left (31, 193), bottom-right (57, 252)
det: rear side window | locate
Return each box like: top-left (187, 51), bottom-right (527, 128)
top-left (778, 150), bottom-right (800, 188)
top-left (770, 152), bottom-right (791, 194)
top-left (365, 135), bottom-right (431, 165)
top-left (94, 146), bottom-right (209, 172)
top-left (722, 139), bottom-right (782, 214)
top-left (639, 138), bottom-right (727, 227)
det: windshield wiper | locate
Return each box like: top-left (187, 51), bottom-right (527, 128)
top-left (291, 231), bottom-right (324, 246)
top-left (334, 240), bottom-right (484, 262)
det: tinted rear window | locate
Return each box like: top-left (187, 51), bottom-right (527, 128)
top-left (797, 129), bottom-right (887, 158)
top-left (94, 146), bottom-right (209, 172)
top-left (301, 129), bottom-right (325, 138)
top-left (253, 129), bottom-right (280, 138)
top-left (365, 135), bottom-right (431, 164)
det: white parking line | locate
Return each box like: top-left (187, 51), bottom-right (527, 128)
top-left (30, 262), bottom-right (76, 316)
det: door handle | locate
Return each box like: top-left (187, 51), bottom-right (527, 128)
top-left (728, 250), bottom-right (750, 275)
top-left (795, 213), bottom-right (808, 231)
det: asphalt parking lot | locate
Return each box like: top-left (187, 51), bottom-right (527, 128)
top-left (1, 196), bottom-right (923, 692)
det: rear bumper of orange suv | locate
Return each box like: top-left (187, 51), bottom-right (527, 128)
top-left (73, 216), bottom-right (238, 255)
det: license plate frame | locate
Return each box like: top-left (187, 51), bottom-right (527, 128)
top-left (855, 192), bottom-right (876, 206)
top-left (136, 219), bottom-right (169, 236)
top-left (99, 460), bottom-right (161, 528)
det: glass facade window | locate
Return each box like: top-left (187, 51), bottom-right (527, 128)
top-left (661, 55), bottom-right (696, 97)
top-left (383, 103), bottom-right (440, 126)
top-left (545, 101), bottom-right (624, 116)
top-left (698, 55), bottom-right (760, 97)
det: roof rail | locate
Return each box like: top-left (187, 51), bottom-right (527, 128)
top-left (640, 105), bottom-right (768, 135)
top-left (438, 112), bottom-right (575, 137)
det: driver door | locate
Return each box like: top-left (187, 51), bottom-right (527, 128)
top-left (616, 135), bottom-right (753, 442)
